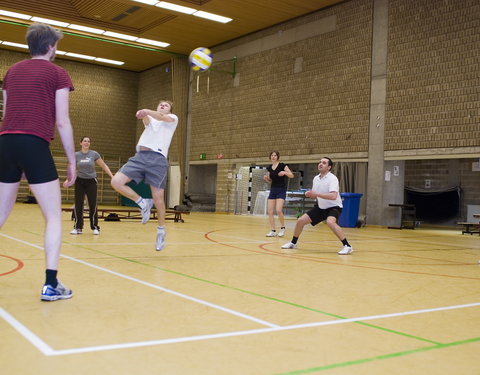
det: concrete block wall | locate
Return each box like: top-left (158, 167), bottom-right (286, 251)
top-left (215, 162), bottom-right (237, 213)
top-left (52, 59), bottom-right (138, 161)
top-left (1, 0), bottom-right (479, 222)
top-left (0, 49), bottom-right (139, 161)
top-left (137, 64), bottom-right (175, 158)
top-left (189, 0), bottom-right (373, 161)
top-left (385, 0), bottom-right (480, 151)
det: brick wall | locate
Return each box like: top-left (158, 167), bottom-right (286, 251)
top-left (386, 0), bottom-right (480, 151)
top-left (189, 0), bottom-right (373, 162)
top-left (1, 0), bottom-right (479, 217)
top-left (0, 49), bottom-right (139, 161)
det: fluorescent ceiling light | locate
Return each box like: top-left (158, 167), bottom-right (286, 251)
top-left (30, 17), bottom-right (69, 27)
top-left (95, 57), bottom-right (124, 65)
top-left (0, 9), bottom-right (31, 20)
top-left (103, 31), bottom-right (138, 41)
top-left (68, 24), bottom-right (105, 34)
top-left (193, 11), bottom-right (232, 24)
top-left (156, 2), bottom-right (196, 14)
top-left (136, 38), bottom-right (169, 47)
top-left (65, 52), bottom-right (96, 60)
top-left (132, 0), bottom-right (158, 5)
top-left (55, 50), bottom-right (67, 55)
top-left (2, 41), bottom-right (29, 49)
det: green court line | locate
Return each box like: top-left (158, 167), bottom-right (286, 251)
top-left (274, 336), bottom-right (480, 374)
top-left (66, 242), bottom-right (442, 346)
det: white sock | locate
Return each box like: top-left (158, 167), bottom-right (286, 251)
top-left (157, 226), bottom-right (165, 231)
top-left (135, 197), bottom-right (145, 209)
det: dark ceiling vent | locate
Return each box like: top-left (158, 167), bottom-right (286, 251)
top-left (125, 6), bottom-right (141, 14)
top-left (112, 5), bottom-right (141, 22)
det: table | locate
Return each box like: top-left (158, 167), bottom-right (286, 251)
top-left (388, 204), bottom-right (416, 229)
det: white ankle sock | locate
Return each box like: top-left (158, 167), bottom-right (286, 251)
top-left (136, 198), bottom-right (145, 209)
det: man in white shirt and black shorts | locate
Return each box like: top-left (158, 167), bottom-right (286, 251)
top-left (281, 157), bottom-right (354, 255)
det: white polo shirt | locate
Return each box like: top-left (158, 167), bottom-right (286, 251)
top-left (136, 113), bottom-right (178, 157)
top-left (312, 172), bottom-right (343, 209)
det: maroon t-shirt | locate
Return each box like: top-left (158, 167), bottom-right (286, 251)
top-left (1, 59), bottom-right (74, 142)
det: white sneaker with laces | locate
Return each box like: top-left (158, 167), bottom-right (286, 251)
top-left (338, 245), bottom-right (353, 255)
top-left (140, 199), bottom-right (154, 224)
top-left (41, 281), bottom-right (73, 301)
top-left (266, 230), bottom-right (277, 237)
top-left (156, 228), bottom-right (166, 251)
top-left (70, 229), bottom-right (82, 235)
top-left (281, 242), bottom-right (297, 249)
top-left (278, 228), bottom-right (285, 237)
top-left (92, 229), bottom-right (100, 235)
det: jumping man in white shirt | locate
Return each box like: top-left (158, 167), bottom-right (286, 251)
top-left (281, 157), bottom-right (353, 255)
top-left (111, 100), bottom-right (178, 251)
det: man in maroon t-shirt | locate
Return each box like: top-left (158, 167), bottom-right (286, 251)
top-left (0, 23), bottom-right (77, 301)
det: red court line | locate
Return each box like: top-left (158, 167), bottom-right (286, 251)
top-left (0, 254), bottom-right (24, 277)
top-left (204, 230), bottom-right (480, 281)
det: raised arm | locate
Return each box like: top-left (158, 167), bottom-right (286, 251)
top-left (136, 109), bottom-right (175, 124)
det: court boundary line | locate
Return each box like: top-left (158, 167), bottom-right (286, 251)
top-left (1, 232), bottom-right (479, 357)
top-left (1, 302), bottom-right (478, 356)
top-left (0, 232), bottom-right (279, 329)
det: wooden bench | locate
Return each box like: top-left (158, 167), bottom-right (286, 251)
top-left (457, 222), bottom-right (480, 235)
top-left (62, 207), bottom-right (189, 223)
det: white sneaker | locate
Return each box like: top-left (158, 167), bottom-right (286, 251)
top-left (156, 228), bottom-right (166, 251)
top-left (140, 199), bottom-right (154, 224)
top-left (278, 228), bottom-right (286, 237)
top-left (338, 245), bottom-right (353, 255)
top-left (92, 229), bottom-right (100, 235)
top-left (281, 242), bottom-right (297, 249)
top-left (70, 229), bottom-right (82, 235)
top-left (266, 230), bottom-right (277, 237)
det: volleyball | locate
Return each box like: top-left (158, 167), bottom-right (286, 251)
top-left (189, 47), bottom-right (213, 71)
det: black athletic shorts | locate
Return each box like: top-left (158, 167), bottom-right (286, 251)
top-left (306, 205), bottom-right (342, 226)
top-left (0, 134), bottom-right (58, 184)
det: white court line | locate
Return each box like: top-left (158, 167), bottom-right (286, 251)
top-left (71, 241), bottom-right (265, 246)
top-left (2, 302), bottom-right (479, 356)
top-left (0, 308), bottom-right (55, 356)
top-left (2, 233), bottom-right (479, 356)
top-left (0, 232), bottom-right (278, 328)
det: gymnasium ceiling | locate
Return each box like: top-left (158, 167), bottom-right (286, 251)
top-left (0, 0), bottom-right (344, 72)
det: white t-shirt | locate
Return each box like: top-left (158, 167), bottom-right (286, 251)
top-left (312, 172), bottom-right (343, 209)
top-left (136, 113), bottom-right (178, 157)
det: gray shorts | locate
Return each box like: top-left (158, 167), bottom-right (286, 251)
top-left (119, 151), bottom-right (168, 189)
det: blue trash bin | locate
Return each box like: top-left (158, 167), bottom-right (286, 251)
top-left (339, 193), bottom-right (363, 228)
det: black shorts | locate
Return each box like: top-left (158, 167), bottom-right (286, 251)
top-left (0, 134), bottom-right (58, 184)
top-left (306, 205), bottom-right (342, 226)
top-left (268, 187), bottom-right (287, 200)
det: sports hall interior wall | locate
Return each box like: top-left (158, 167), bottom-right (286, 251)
top-left (187, 0), bottom-right (479, 222)
top-left (0, 49), bottom-right (139, 161)
top-left (1, 0), bottom-right (479, 223)
top-left (189, 0), bottom-right (373, 162)
top-left (384, 0), bottom-right (479, 154)
top-left (0, 49), bottom-right (139, 203)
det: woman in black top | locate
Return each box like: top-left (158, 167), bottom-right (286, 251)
top-left (263, 151), bottom-right (293, 237)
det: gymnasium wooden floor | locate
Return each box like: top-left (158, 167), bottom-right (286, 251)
top-left (1, 204), bottom-right (479, 374)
